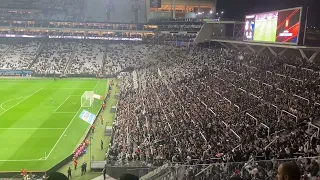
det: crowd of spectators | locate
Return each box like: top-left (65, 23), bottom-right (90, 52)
top-left (108, 44), bottom-right (320, 179)
top-left (0, 40), bottom-right (168, 76)
top-left (31, 40), bottom-right (77, 74)
top-left (67, 40), bottom-right (105, 75)
top-left (0, 40), bottom-right (41, 70)
top-left (152, 33), bottom-right (197, 43)
top-left (1, 37), bottom-right (320, 179)
top-left (104, 43), bottom-right (163, 75)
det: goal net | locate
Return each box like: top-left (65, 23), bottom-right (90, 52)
top-left (81, 91), bottom-right (94, 107)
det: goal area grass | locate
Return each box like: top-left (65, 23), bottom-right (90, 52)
top-left (0, 78), bottom-right (108, 172)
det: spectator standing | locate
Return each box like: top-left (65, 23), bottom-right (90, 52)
top-left (73, 159), bottom-right (77, 170)
top-left (67, 167), bottom-right (72, 179)
top-left (102, 168), bottom-right (106, 180)
top-left (277, 162), bottom-right (301, 180)
top-left (91, 125), bottom-right (95, 134)
top-left (21, 168), bottom-right (26, 177)
top-left (100, 116), bottom-right (104, 125)
top-left (84, 162), bottom-right (87, 174)
top-left (81, 163), bottom-right (85, 175)
top-left (102, 103), bottom-right (106, 111)
top-left (101, 140), bottom-right (104, 150)
top-left (42, 172), bottom-right (48, 180)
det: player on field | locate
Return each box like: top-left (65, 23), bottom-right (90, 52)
top-left (50, 97), bottom-right (52, 103)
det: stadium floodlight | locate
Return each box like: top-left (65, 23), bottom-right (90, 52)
top-left (210, 10), bottom-right (213, 14)
top-left (81, 91), bottom-right (95, 107)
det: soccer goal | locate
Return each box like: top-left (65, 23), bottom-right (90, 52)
top-left (81, 91), bottom-right (94, 107)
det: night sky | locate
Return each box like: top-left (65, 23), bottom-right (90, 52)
top-left (216, 0), bottom-right (319, 28)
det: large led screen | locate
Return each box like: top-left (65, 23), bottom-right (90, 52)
top-left (244, 7), bottom-right (302, 44)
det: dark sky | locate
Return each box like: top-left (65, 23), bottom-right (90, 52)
top-left (216, 0), bottom-right (319, 27)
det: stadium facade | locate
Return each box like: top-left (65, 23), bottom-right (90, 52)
top-left (147, 0), bottom-right (216, 20)
top-left (0, 0), bottom-right (216, 23)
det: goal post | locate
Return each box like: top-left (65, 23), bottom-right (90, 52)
top-left (81, 91), bottom-right (94, 107)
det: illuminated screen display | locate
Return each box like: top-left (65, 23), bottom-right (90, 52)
top-left (244, 7), bottom-right (302, 44)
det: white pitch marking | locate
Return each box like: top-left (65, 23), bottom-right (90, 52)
top-left (92, 80), bottom-right (100, 91)
top-left (45, 108), bottom-right (81, 160)
top-left (46, 88), bottom-right (94, 90)
top-left (0, 88), bottom-right (43, 117)
top-left (0, 159), bottom-right (42, 162)
top-left (45, 79), bottom-right (100, 160)
top-left (0, 97), bottom-right (27, 111)
top-left (53, 96), bottom-right (71, 113)
top-left (0, 128), bottom-right (65, 130)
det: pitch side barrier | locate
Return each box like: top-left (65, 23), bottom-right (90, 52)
top-left (0, 69), bottom-right (33, 76)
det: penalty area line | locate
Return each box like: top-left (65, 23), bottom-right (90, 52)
top-left (45, 107), bottom-right (82, 160)
top-left (53, 96), bottom-right (71, 113)
top-left (46, 81), bottom-right (100, 160)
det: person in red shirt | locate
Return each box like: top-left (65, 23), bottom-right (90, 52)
top-left (91, 125), bottom-right (95, 134)
top-left (21, 168), bottom-right (26, 176)
top-left (73, 159), bottom-right (78, 170)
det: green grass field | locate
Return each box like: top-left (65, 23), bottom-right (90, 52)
top-left (253, 19), bottom-right (277, 42)
top-left (0, 78), bottom-right (108, 172)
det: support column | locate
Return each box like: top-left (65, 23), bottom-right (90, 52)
top-left (278, 48), bottom-right (288, 56)
top-left (173, 0), bottom-right (176, 19)
top-left (309, 51), bottom-right (319, 62)
top-left (299, 49), bottom-right (308, 61)
top-left (247, 45), bottom-right (256, 53)
top-left (267, 47), bottom-right (277, 56)
top-left (257, 47), bottom-right (266, 54)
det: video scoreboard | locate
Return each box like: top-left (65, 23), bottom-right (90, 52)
top-left (244, 7), bottom-right (307, 45)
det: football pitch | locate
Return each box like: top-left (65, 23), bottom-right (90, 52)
top-left (253, 19), bottom-right (277, 42)
top-left (0, 78), bottom-right (108, 172)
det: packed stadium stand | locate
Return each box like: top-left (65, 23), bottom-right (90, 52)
top-left (104, 43), bottom-right (163, 75)
top-left (31, 40), bottom-right (77, 74)
top-left (67, 41), bottom-right (105, 75)
top-left (107, 44), bottom-right (320, 179)
top-left (0, 38), bottom-right (320, 179)
top-left (0, 40), bottom-right (41, 70)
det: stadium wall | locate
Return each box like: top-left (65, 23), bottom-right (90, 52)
top-left (194, 23), bottom-right (215, 43)
top-left (146, 0), bottom-right (216, 20)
